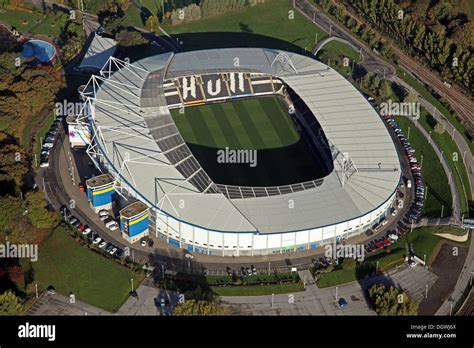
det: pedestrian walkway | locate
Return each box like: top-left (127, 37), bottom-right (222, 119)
top-left (27, 292), bottom-right (111, 316)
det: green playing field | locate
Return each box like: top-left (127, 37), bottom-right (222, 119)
top-left (170, 96), bottom-right (300, 150)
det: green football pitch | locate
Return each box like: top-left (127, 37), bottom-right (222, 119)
top-left (170, 96), bottom-right (300, 150)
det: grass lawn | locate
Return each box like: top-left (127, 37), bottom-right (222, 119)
top-left (317, 226), bottom-right (468, 288)
top-left (394, 116), bottom-right (452, 217)
top-left (33, 225), bottom-right (143, 312)
top-left (212, 282), bottom-right (304, 296)
top-left (316, 40), bottom-right (362, 79)
top-left (396, 66), bottom-right (473, 154)
top-left (171, 96), bottom-right (327, 187)
top-left (416, 109), bottom-right (471, 215)
top-left (171, 96), bottom-right (299, 149)
top-left (317, 239), bottom-right (408, 288)
top-left (162, 0), bottom-right (327, 53)
top-left (0, 7), bottom-right (63, 37)
top-left (410, 226), bottom-right (468, 260)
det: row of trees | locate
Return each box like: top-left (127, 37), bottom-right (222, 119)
top-left (0, 52), bottom-right (64, 142)
top-left (316, 0), bottom-right (473, 93)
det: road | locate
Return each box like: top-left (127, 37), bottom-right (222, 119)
top-left (391, 46), bottom-right (474, 135)
top-left (392, 75), bottom-right (474, 202)
top-left (408, 115), bottom-right (461, 222)
top-left (294, 0), bottom-right (395, 77)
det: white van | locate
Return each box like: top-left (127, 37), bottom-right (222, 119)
top-left (407, 180), bottom-right (412, 188)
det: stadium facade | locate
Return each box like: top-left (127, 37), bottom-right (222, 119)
top-left (77, 48), bottom-right (401, 256)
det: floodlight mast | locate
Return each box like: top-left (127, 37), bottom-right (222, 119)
top-left (270, 52), bottom-right (298, 74)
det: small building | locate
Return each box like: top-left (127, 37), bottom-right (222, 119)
top-left (67, 114), bottom-right (91, 148)
top-left (79, 33), bottom-right (117, 73)
top-left (119, 201), bottom-right (149, 244)
top-left (86, 174), bottom-right (115, 212)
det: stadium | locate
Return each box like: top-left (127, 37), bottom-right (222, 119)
top-left (78, 48), bottom-right (401, 256)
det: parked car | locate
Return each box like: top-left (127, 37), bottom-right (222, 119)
top-left (82, 227), bottom-right (92, 235)
top-left (108, 222), bottom-right (119, 231)
top-left (92, 237), bottom-right (101, 244)
top-left (99, 209), bottom-right (109, 217)
top-left (141, 239), bottom-right (147, 247)
top-left (109, 247), bottom-right (117, 256)
top-left (104, 243), bottom-right (113, 252)
top-left (251, 265), bottom-right (257, 275)
top-left (408, 259), bottom-right (417, 268)
top-left (99, 214), bottom-right (109, 221)
top-left (98, 241), bottom-right (107, 249)
top-left (76, 224), bottom-right (85, 232)
top-left (338, 298), bottom-right (349, 309)
top-left (184, 251), bottom-right (194, 259)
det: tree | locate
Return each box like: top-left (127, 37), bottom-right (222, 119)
top-left (368, 283), bottom-right (418, 315)
top-left (403, 88), bottom-right (418, 104)
top-left (0, 290), bottom-right (23, 315)
top-left (0, 142), bottom-right (28, 193)
top-left (434, 122), bottom-right (445, 134)
top-left (115, 29), bottom-right (148, 47)
top-left (378, 80), bottom-right (392, 100)
top-left (341, 258), bottom-right (356, 271)
top-left (173, 300), bottom-right (230, 315)
top-left (145, 15), bottom-right (159, 33)
top-left (0, 196), bottom-right (23, 235)
top-left (25, 190), bottom-right (56, 229)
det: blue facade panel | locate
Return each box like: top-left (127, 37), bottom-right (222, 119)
top-left (92, 190), bottom-right (115, 207)
top-left (128, 217), bottom-right (148, 237)
top-left (169, 238), bottom-right (179, 247)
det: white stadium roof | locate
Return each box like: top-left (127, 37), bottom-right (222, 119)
top-left (79, 33), bottom-right (118, 70)
top-left (89, 48), bottom-right (401, 234)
